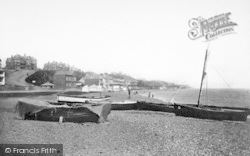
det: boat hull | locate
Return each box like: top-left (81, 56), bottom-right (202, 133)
top-left (57, 95), bottom-right (111, 103)
top-left (111, 101), bottom-right (138, 110)
top-left (16, 99), bottom-right (111, 123)
top-left (174, 103), bottom-right (249, 121)
top-left (111, 101), bottom-right (175, 113)
top-left (136, 101), bottom-right (175, 113)
top-left (25, 107), bottom-right (100, 123)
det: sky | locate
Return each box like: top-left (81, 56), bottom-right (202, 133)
top-left (0, 0), bottom-right (250, 88)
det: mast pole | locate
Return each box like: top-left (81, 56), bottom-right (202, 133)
top-left (197, 45), bottom-right (209, 106)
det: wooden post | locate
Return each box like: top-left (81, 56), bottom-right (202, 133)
top-left (59, 116), bottom-right (63, 123)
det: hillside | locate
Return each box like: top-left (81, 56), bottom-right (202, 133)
top-left (108, 72), bottom-right (137, 81)
top-left (25, 70), bottom-right (56, 86)
top-left (5, 70), bottom-right (36, 86)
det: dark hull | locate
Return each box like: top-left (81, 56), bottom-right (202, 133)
top-left (25, 107), bottom-right (100, 123)
top-left (57, 95), bottom-right (111, 103)
top-left (111, 103), bottom-right (138, 110)
top-left (111, 101), bottom-right (175, 113)
top-left (136, 101), bottom-right (175, 113)
top-left (174, 103), bottom-right (249, 121)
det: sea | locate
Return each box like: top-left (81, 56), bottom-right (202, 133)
top-left (140, 88), bottom-right (250, 108)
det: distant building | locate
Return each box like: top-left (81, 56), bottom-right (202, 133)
top-left (53, 71), bottom-right (76, 89)
top-left (81, 73), bottom-right (140, 91)
top-left (41, 81), bottom-right (55, 89)
top-left (84, 73), bottom-right (102, 86)
top-left (110, 78), bottom-right (124, 91)
top-left (5, 54), bottom-right (37, 70)
top-left (78, 77), bottom-right (85, 85)
top-left (99, 73), bottom-right (113, 89)
top-left (160, 85), bottom-right (167, 90)
top-left (43, 61), bottom-right (70, 71)
top-left (0, 69), bottom-right (5, 86)
top-left (124, 78), bottom-right (138, 89)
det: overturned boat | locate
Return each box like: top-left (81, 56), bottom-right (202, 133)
top-left (15, 99), bottom-right (111, 123)
top-left (57, 94), bottom-right (111, 103)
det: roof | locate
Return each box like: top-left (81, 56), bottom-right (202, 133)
top-left (85, 79), bottom-right (99, 85)
top-left (41, 82), bottom-right (55, 86)
top-left (100, 73), bottom-right (113, 80)
top-left (78, 78), bottom-right (85, 83)
top-left (84, 73), bottom-right (100, 79)
top-left (54, 70), bottom-right (75, 75)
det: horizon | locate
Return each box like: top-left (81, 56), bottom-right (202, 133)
top-left (1, 0), bottom-right (250, 89)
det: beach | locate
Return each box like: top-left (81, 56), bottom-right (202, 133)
top-left (0, 90), bottom-right (250, 156)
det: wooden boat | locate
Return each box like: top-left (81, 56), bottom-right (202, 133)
top-left (136, 101), bottom-right (175, 113)
top-left (26, 107), bottom-right (100, 123)
top-left (174, 104), bottom-right (249, 121)
top-left (57, 94), bottom-right (111, 103)
top-left (15, 99), bottom-right (111, 123)
top-left (174, 47), bottom-right (250, 121)
top-left (111, 101), bottom-right (138, 110)
top-left (110, 100), bottom-right (175, 113)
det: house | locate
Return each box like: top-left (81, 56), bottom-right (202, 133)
top-left (83, 73), bottom-right (103, 86)
top-left (53, 71), bottom-right (76, 89)
top-left (124, 78), bottom-right (138, 89)
top-left (110, 78), bottom-right (124, 91)
top-left (0, 69), bottom-right (5, 86)
top-left (72, 77), bottom-right (85, 88)
top-left (160, 85), bottom-right (167, 90)
top-left (5, 54), bottom-right (37, 70)
top-left (82, 73), bottom-right (137, 92)
top-left (99, 73), bottom-right (113, 89)
top-left (78, 77), bottom-right (85, 85)
top-left (41, 81), bottom-right (55, 89)
top-left (82, 73), bottom-right (117, 91)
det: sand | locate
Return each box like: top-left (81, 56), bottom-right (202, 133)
top-left (0, 91), bottom-right (250, 156)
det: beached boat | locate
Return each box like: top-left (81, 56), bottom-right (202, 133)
top-left (136, 101), bottom-right (175, 113)
top-left (174, 104), bottom-right (249, 121)
top-left (174, 47), bottom-right (250, 121)
top-left (111, 101), bottom-right (138, 110)
top-left (57, 94), bottom-right (111, 103)
top-left (15, 99), bottom-right (111, 123)
top-left (111, 100), bottom-right (175, 113)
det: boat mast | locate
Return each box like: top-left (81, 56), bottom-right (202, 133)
top-left (197, 46), bottom-right (209, 106)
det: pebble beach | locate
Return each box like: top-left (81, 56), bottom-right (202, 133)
top-left (0, 91), bottom-right (250, 156)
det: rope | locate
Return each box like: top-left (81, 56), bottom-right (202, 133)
top-left (211, 65), bottom-right (232, 89)
top-left (169, 80), bottom-right (187, 103)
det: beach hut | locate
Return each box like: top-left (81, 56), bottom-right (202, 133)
top-left (82, 85), bottom-right (90, 92)
top-left (89, 84), bottom-right (98, 92)
top-left (41, 82), bottom-right (55, 89)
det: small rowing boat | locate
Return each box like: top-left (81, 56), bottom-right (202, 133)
top-left (57, 94), bottom-right (111, 103)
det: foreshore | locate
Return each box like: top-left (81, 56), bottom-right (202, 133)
top-left (0, 91), bottom-right (250, 156)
